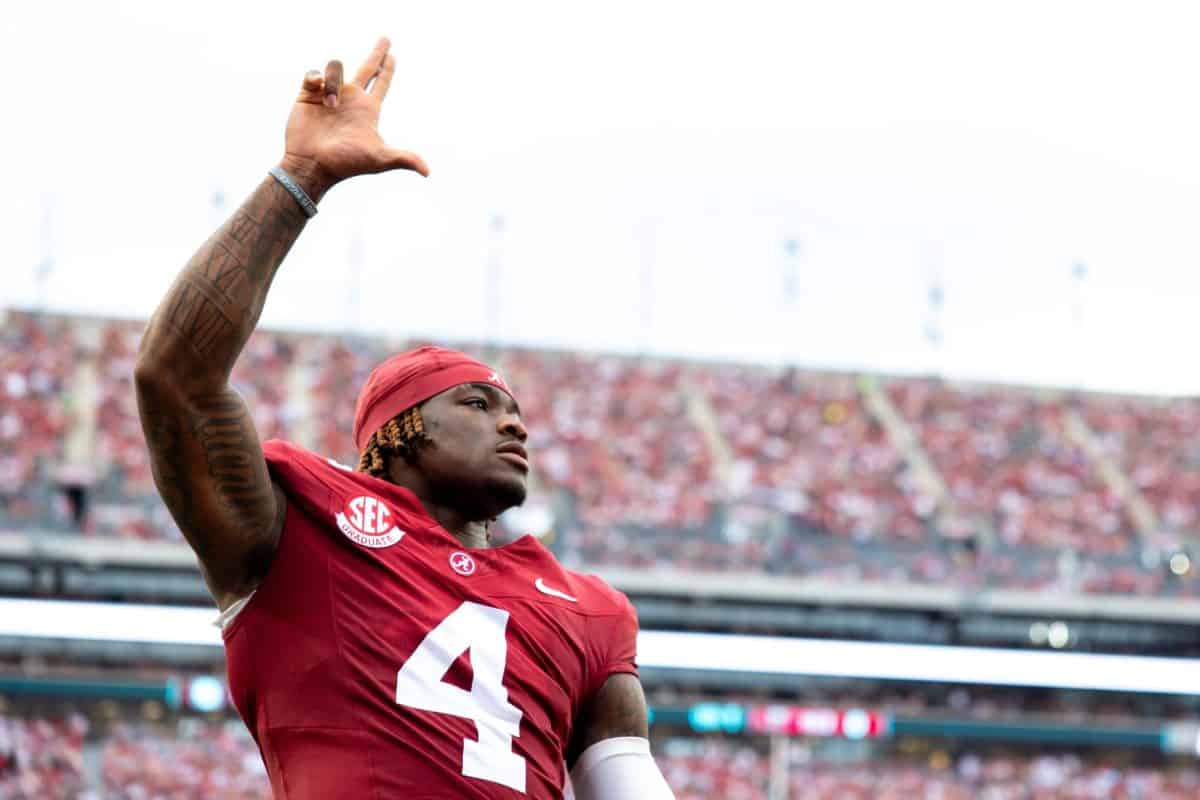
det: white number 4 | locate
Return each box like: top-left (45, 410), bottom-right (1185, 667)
top-left (395, 601), bottom-right (526, 793)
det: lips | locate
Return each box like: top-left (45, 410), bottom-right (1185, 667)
top-left (496, 442), bottom-right (528, 460)
top-left (496, 441), bottom-right (530, 472)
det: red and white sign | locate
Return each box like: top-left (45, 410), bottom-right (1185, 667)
top-left (746, 706), bottom-right (887, 739)
top-left (336, 495), bottom-right (405, 549)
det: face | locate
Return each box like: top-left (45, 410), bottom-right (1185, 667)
top-left (405, 382), bottom-right (529, 519)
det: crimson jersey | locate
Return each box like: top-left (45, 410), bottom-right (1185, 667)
top-left (223, 440), bottom-right (640, 799)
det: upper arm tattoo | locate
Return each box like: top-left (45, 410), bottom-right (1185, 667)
top-left (141, 409), bottom-right (192, 530)
top-left (192, 392), bottom-right (276, 531)
top-left (139, 386), bottom-right (280, 600)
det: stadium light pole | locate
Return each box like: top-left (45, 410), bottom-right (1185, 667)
top-left (926, 269), bottom-right (945, 378)
top-left (782, 238), bottom-right (801, 304)
top-left (485, 213), bottom-right (505, 355)
top-left (33, 199), bottom-right (57, 312)
top-left (345, 221), bottom-right (364, 335)
top-left (1070, 260), bottom-right (1088, 390)
top-left (781, 238), bottom-right (802, 367)
top-left (209, 187), bottom-right (226, 229)
top-left (637, 218), bottom-right (659, 357)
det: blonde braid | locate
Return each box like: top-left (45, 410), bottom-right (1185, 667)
top-left (356, 407), bottom-right (429, 477)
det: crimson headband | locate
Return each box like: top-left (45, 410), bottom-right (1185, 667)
top-left (352, 346), bottom-right (514, 453)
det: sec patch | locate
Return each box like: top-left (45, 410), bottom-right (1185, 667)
top-left (336, 495), bottom-right (405, 549)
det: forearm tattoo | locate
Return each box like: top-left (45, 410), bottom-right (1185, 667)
top-left (151, 178), bottom-right (306, 373)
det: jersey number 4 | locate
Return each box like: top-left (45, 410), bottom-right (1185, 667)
top-left (394, 601), bottom-right (527, 793)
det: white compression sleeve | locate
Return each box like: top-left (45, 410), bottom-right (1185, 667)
top-left (569, 737), bottom-right (675, 800)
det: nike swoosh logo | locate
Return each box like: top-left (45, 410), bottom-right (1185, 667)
top-left (535, 578), bottom-right (578, 603)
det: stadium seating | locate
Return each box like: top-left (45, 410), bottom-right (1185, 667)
top-left (653, 737), bottom-right (1200, 800)
top-left (0, 713), bottom-right (86, 800)
top-left (100, 718), bottom-right (267, 800)
top-left (8, 308), bottom-right (1200, 598)
top-left (781, 752), bottom-right (1200, 800)
top-left (655, 737), bottom-right (769, 799)
top-left (300, 334), bottom-right (389, 468)
top-left (700, 366), bottom-right (927, 542)
top-left (0, 313), bottom-right (75, 532)
top-left (1081, 394), bottom-right (1200, 546)
top-left (888, 380), bottom-right (1131, 555)
top-left (6, 707), bottom-right (1200, 799)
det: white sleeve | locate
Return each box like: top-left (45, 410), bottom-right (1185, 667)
top-left (568, 737), bottom-right (675, 800)
top-left (212, 591), bottom-right (256, 631)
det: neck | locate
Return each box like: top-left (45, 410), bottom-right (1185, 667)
top-left (425, 505), bottom-right (490, 549)
top-left (384, 461), bottom-right (492, 549)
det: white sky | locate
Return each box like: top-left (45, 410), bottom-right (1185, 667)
top-left (5, 1), bottom-right (1200, 395)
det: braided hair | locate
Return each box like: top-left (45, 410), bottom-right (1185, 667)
top-left (356, 403), bottom-right (495, 541)
top-left (356, 406), bottom-right (431, 478)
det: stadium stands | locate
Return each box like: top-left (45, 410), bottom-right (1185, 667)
top-left (656, 738), bottom-right (769, 799)
top-left (0, 313), bottom-right (75, 533)
top-left (780, 752), bottom-right (1200, 800)
top-left (99, 718), bottom-right (266, 800)
top-left (655, 737), bottom-right (1200, 800)
top-left (7, 308), bottom-right (1200, 598)
top-left (0, 713), bottom-right (86, 800)
top-left (7, 707), bottom-right (1200, 800)
top-left (888, 379), bottom-right (1132, 554)
top-left (1082, 394), bottom-right (1200, 545)
top-left (701, 366), bottom-right (927, 542)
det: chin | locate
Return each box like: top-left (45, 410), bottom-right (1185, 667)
top-left (486, 476), bottom-right (528, 514)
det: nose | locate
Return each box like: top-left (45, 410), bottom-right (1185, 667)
top-left (499, 413), bottom-right (527, 443)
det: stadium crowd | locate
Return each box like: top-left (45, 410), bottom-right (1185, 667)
top-left (656, 737), bottom-right (1200, 800)
top-left (6, 309), bottom-right (1200, 598)
top-left (99, 719), bottom-right (266, 800)
top-left (0, 313), bottom-right (74, 533)
top-left (7, 709), bottom-right (1200, 799)
top-left (888, 380), bottom-right (1131, 556)
top-left (701, 366), bottom-right (928, 543)
top-left (1082, 395), bottom-right (1200, 551)
top-left (0, 713), bottom-right (85, 800)
top-left (0, 711), bottom-right (264, 800)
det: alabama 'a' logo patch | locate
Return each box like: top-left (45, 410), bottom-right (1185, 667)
top-left (336, 495), bottom-right (405, 549)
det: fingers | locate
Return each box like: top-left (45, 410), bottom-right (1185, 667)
top-left (323, 60), bottom-right (344, 108)
top-left (354, 36), bottom-right (391, 89)
top-left (300, 70), bottom-right (323, 91)
top-left (371, 54), bottom-right (396, 98)
top-left (381, 147), bottom-right (430, 178)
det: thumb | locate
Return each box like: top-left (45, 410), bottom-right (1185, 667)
top-left (378, 146), bottom-right (430, 177)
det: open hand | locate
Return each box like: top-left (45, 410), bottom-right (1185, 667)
top-left (280, 37), bottom-right (428, 201)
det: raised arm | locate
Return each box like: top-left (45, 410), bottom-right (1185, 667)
top-left (134, 38), bottom-right (427, 609)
